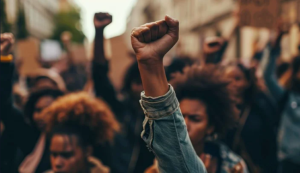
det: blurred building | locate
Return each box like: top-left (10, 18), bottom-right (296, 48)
top-left (126, 0), bottom-right (299, 61)
top-left (126, 0), bottom-right (237, 60)
top-left (4, 0), bottom-right (59, 39)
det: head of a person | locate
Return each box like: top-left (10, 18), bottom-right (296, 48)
top-left (42, 92), bottom-right (119, 173)
top-left (122, 61), bottom-right (143, 101)
top-left (224, 63), bottom-right (263, 103)
top-left (288, 56), bottom-right (300, 92)
top-left (172, 65), bottom-right (238, 146)
top-left (26, 68), bottom-right (66, 91)
top-left (48, 125), bottom-right (93, 173)
top-left (165, 57), bottom-right (194, 81)
top-left (24, 88), bottom-right (64, 131)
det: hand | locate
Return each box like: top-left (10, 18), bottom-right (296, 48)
top-left (0, 33), bottom-right (15, 56)
top-left (200, 154), bottom-right (218, 173)
top-left (276, 18), bottom-right (289, 34)
top-left (203, 37), bottom-right (224, 55)
top-left (61, 31), bottom-right (72, 45)
top-left (131, 15), bottom-right (179, 65)
top-left (94, 12), bottom-right (112, 29)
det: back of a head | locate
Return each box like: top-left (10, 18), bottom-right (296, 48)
top-left (42, 92), bottom-right (120, 145)
top-left (26, 68), bottom-right (66, 92)
top-left (24, 88), bottom-right (65, 127)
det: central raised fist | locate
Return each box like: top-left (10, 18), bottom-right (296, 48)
top-left (131, 15), bottom-right (179, 64)
top-left (94, 12), bottom-right (112, 29)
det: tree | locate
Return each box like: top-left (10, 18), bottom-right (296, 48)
top-left (0, 0), bottom-right (11, 32)
top-left (16, 6), bottom-right (28, 39)
top-left (51, 7), bottom-right (85, 44)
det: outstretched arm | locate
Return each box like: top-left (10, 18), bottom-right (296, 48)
top-left (264, 24), bottom-right (287, 102)
top-left (0, 33), bottom-right (38, 155)
top-left (91, 13), bottom-right (123, 118)
top-left (131, 16), bottom-right (206, 173)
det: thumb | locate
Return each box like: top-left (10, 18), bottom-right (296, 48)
top-left (165, 15), bottom-right (179, 39)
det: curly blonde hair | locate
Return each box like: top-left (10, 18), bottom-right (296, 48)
top-left (42, 92), bottom-right (120, 145)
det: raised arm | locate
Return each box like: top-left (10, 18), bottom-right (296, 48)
top-left (0, 33), bottom-right (38, 155)
top-left (61, 31), bottom-right (75, 65)
top-left (91, 13), bottom-right (124, 118)
top-left (264, 25), bottom-right (286, 101)
top-left (131, 16), bottom-right (206, 173)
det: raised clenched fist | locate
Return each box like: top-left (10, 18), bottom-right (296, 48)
top-left (0, 33), bottom-right (14, 56)
top-left (131, 15), bottom-right (179, 64)
top-left (94, 12), bottom-right (112, 29)
top-left (203, 37), bottom-right (224, 55)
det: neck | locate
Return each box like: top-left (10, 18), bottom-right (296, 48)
top-left (193, 142), bottom-right (204, 157)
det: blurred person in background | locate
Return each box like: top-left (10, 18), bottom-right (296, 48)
top-left (264, 23), bottom-right (300, 173)
top-left (0, 32), bottom-right (65, 173)
top-left (202, 14), bottom-right (278, 173)
top-left (26, 68), bottom-right (66, 92)
top-left (91, 12), bottom-right (155, 173)
top-left (40, 92), bottom-right (119, 173)
top-left (223, 62), bottom-right (277, 173)
top-left (52, 31), bottom-right (88, 92)
top-left (146, 65), bottom-right (248, 173)
top-left (203, 10), bottom-right (240, 65)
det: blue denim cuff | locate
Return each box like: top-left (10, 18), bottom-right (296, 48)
top-left (139, 85), bottom-right (179, 119)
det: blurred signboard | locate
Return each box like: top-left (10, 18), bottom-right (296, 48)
top-left (40, 40), bottom-right (62, 61)
top-left (239, 0), bottom-right (279, 29)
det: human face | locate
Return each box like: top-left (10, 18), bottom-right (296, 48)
top-left (35, 78), bottom-right (57, 90)
top-left (225, 66), bottom-right (249, 98)
top-left (50, 135), bottom-right (87, 173)
top-left (180, 99), bottom-right (214, 146)
top-left (33, 96), bottom-right (55, 131)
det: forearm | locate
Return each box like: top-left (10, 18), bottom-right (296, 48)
top-left (138, 62), bottom-right (168, 97)
top-left (0, 62), bottom-right (14, 112)
top-left (264, 46), bottom-right (284, 101)
top-left (63, 42), bottom-right (75, 65)
top-left (93, 29), bottom-right (107, 64)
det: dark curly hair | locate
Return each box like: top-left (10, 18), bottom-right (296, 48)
top-left (122, 61), bottom-right (141, 94)
top-left (24, 88), bottom-right (65, 128)
top-left (42, 92), bottom-right (120, 145)
top-left (171, 65), bottom-right (238, 136)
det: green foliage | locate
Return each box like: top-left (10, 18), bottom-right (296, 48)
top-left (0, 0), bottom-right (11, 32)
top-left (16, 7), bottom-right (28, 39)
top-left (51, 7), bottom-right (85, 43)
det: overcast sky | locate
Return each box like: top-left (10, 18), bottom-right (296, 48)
top-left (73, 0), bottom-right (137, 42)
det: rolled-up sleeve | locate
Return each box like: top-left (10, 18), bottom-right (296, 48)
top-left (140, 85), bottom-right (206, 173)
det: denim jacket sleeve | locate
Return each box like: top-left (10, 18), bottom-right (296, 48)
top-left (139, 85), bottom-right (206, 173)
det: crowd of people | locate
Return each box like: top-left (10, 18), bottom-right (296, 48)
top-left (0, 9), bottom-right (300, 173)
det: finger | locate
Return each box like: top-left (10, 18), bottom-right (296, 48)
top-left (0, 41), bottom-right (10, 54)
top-left (131, 27), bottom-right (144, 43)
top-left (203, 154), bottom-right (211, 169)
top-left (141, 27), bottom-right (151, 43)
top-left (232, 163), bottom-right (243, 173)
top-left (0, 33), bottom-right (10, 42)
top-left (210, 157), bottom-right (217, 173)
top-left (156, 20), bottom-right (168, 39)
top-left (165, 15), bottom-right (179, 39)
top-left (148, 23), bottom-right (159, 41)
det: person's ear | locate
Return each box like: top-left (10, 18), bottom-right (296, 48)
top-left (86, 146), bottom-right (93, 157)
top-left (206, 125), bottom-right (215, 136)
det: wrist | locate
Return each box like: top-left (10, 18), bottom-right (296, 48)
top-left (0, 54), bottom-right (13, 63)
top-left (95, 28), bottom-right (105, 34)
